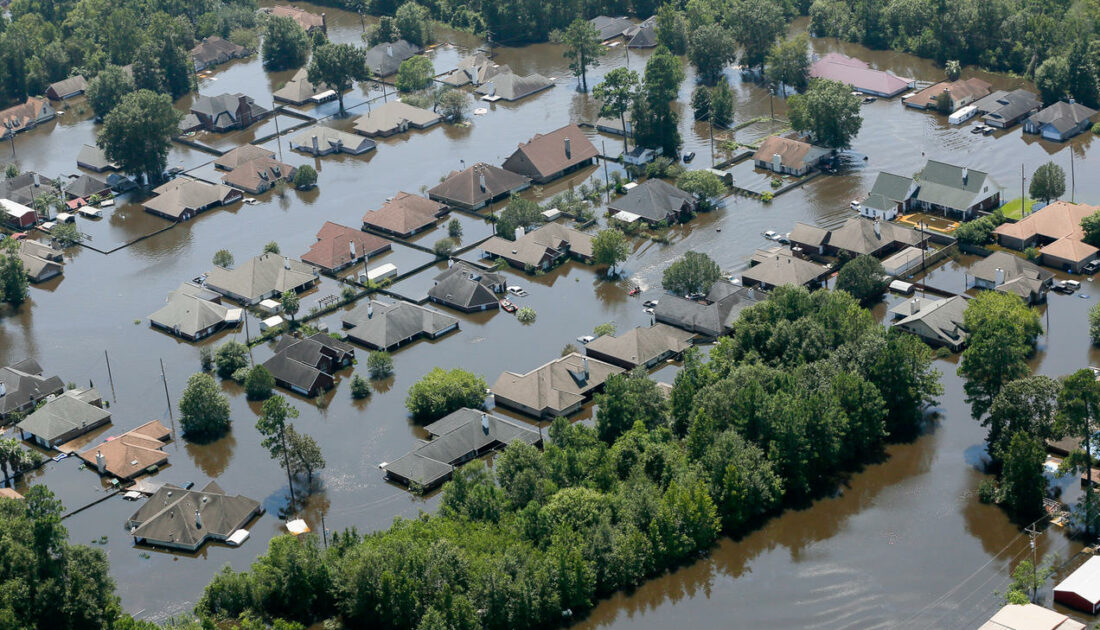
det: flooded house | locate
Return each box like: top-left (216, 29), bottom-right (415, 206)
top-left (980, 603), bottom-right (1085, 630)
top-left (968, 251), bottom-right (1054, 304)
top-left (64, 173), bottom-right (111, 201)
top-left (857, 172), bottom-right (919, 221)
top-left (76, 144), bottom-right (118, 172)
top-left (492, 352), bottom-right (624, 418)
top-left (474, 71), bottom-right (554, 102)
top-left (383, 408), bottom-right (542, 490)
top-left (78, 420), bottom-right (172, 481)
top-left (290, 126), bottom-right (376, 156)
top-left (352, 100), bottom-right (441, 137)
top-left (1054, 556), bottom-right (1100, 615)
top-left (17, 239), bottom-right (64, 283)
top-left (502, 124), bottom-right (598, 184)
top-left (16, 388), bottom-right (110, 450)
top-left (627, 20), bottom-right (657, 48)
top-left (148, 283), bottom-right (242, 341)
top-left (0, 359), bottom-right (64, 422)
top-left (741, 248), bottom-right (831, 291)
top-left (427, 162), bottom-right (530, 211)
top-left (972, 88), bottom-right (1042, 129)
top-left (824, 217), bottom-right (926, 259)
top-left (263, 334), bottom-right (355, 397)
top-left (0, 97), bottom-right (56, 136)
top-left (589, 16), bottom-right (635, 41)
top-left (1023, 100), bottom-right (1098, 141)
top-left (480, 222), bottom-right (594, 271)
top-left (583, 323), bottom-right (694, 370)
top-left (142, 176), bottom-right (241, 221)
top-left (654, 281), bottom-right (760, 337)
top-left (994, 201), bottom-right (1099, 273)
top-left (0, 171), bottom-right (62, 207)
top-left (214, 145), bottom-right (275, 171)
top-left (889, 296), bottom-right (969, 352)
top-left (190, 36), bottom-right (247, 72)
top-left (365, 39), bottom-right (422, 77)
top-left (301, 221), bottom-right (391, 275)
top-left (439, 53), bottom-right (507, 87)
top-left (361, 192), bottom-right (448, 238)
top-left (45, 75), bottom-right (87, 100)
top-left (127, 481), bottom-right (263, 552)
top-left (427, 261), bottom-right (505, 312)
top-left (220, 157), bottom-right (296, 195)
top-left (859, 161), bottom-right (1000, 220)
top-left (752, 135), bottom-right (830, 177)
top-left (274, 68), bottom-right (330, 105)
top-left (903, 77), bottom-right (993, 112)
top-left (340, 299), bottom-right (459, 351)
top-left (608, 178), bottom-right (697, 226)
top-left (204, 253), bottom-right (319, 305)
top-left (808, 52), bottom-right (913, 98)
top-left (270, 4), bottom-right (326, 34)
top-left (185, 93), bottom-right (269, 133)
top-left (1, 198), bottom-right (37, 229)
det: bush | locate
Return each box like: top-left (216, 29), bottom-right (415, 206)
top-left (244, 365), bottom-right (275, 400)
top-left (293, 164), bottom-right (317, 190)
top-left (231, 367), bottom-right (250, 384)
top-left (761, 191), bottom-right (774, 203)
top-left (516, 306), bottom-right (536, 323)
top-left (215, 341), bottom-right (250, 378)
top-left (366, 351), bottom-right (394, 379)
top-left (405, 367), bottom-right (487, 421)
top-left (835, 254), bottom-right (889, 305)
top-left (770, 177), bottom-right (782, 189)
top-left (448, 218), bottom-right (463, 238)
top-left (350, 374), bottom-right (370, 399)
top-left (953, 211), bottom-right (1006, 246)
top-left (977, 478), bottom-right (999, 504)
top-left (433, 237), bottom-right (457, 257)
top-left (1093, 122), bottom-right (1100, 135)
top-left (179, 373), bottom-right (232, 440)
top-left (1023, 246), bottom-right (1040, 261)
top-left (199, 346), bottom-right (214, 372)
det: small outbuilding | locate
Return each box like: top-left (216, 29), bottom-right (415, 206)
top-left (1054, 556), bottom-right (1100, 614)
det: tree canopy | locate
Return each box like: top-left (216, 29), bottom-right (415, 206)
top-left (835, 255), bottom-right (888, 305)
top-left (765, 33), bottom-right (811, 92)
top-left (308, 42), bottom-right (370, 115)
top-left (560, 18), bottom-right (604, 92)
top-left (406, 367), bottom-right (487, 422)
top-left (662, 251), bottom-right (721, 296)
top-left (262, 15), bottom-right (310, 71)
top-left (958, 291), bottom-right (1041, 420)
top-left (593, 68), bottom-right (640, 154)
top-left (592, 228), bottom-right (630, 274)
top-left (1029, 162), bottom-right (1066, 204)
top-left (787, 78), bottom-right (862, 149)
top-left (395, 55), bottom-right (434, 92)
top-left (179, 372), bottom-right (232, 440)
top-left (97, 89), bottom-right (182, 185)
top-left (85, 64), bottom-right (134, 119)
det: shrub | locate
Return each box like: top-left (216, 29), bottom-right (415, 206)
top-left (953, 211), bottom-right (1006, 246)
top-left (244, 365), bottom-right (275, 400)
top-left (761, 191), bottom-right (774, 203)
top-left (350, 374), bottom-right (370, 399)
top-left (366, 351), bottom-right (394, 379)
top-left (770, 177), bottom-right (782, 189)
top-left (293, 164), bottom-right (317, 190)
top-left (231, 367), bottom-right (250, 384)
top-left (1023, 246), bottom-right (1040, 261)
top-left (1093, 122), bottom-right (1100, 135)
top-left (215, 341), bottom-right (250, 378)
top-left (199, 347), bottom-right (214, 372)
top-left (433, 237), bottom-right (457, 257)
top-left (977, 478), bottom-right (1000, 504)
top-left (405, 367), bottom-right (487, 422)
top-left (516, 306), bottom-right (536, 323)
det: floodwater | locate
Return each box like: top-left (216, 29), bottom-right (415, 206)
top-left (2, 5), bottom-right (1100, 626)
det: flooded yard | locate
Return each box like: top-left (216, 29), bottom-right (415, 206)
top-left (4, 6), bottom-right (1100, 628)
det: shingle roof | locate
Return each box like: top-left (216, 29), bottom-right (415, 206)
top-left (16, 389), bottom-right (110, 443)
top-left (149, 290), bottom-right (232, 338)
top-left (64, 173), bottom-right (110, 199)
top-left (190, 36), bottom-right (246, 66)
top-left (789, 222), bottom-right (830, 247)
top-left (78, 421), bottom-right (171, 480)
top-left (654, 281), bottom-right (760, 336)
top-left (480, 222), bottom-right (594, 267)
top-left (970, 251), bottom-right (1054, 289)
top-left (492, 353), bottom-right (624, 416)
top-left (502, 124), bottom-right (599, 181)
top-left (0, 361), bottom-right (64, 417)
top-left (365, 40), bottom-right (422, 76)
top-left (979, 603), bottom-right (1085, 630)
top-left (742, 249), bottom-right (829, 288)
top-left (129, 481), bottom-right (261, 550)
top-left (290, 126), bottom-right (375, 154)
top-left (205, 253), bottom-right (317, 303)
top-left (221, 157), bottom-right (296, 193)
top-left (1028, 101), bottom-right (1098, 135)
top-left (826, 217), bottom-right (924, 256)
top-left (214, 145), bottom-right (275, 170)
top-left (262, 352), bottom-right (327, 392)
top-left (589, 16), bottom-right (635, 40)
top-left (352, 100), bottom-right (441, 136)
top-left (47, 76), bottom-right (87, 98)
top-left (270, 5), bottom-right (325, 31)
top-left (915, 160), bottom-right (998, 211)
top-left (0, 98), bottom-right (52, 133)
top-left (77, 144), bottom-right (117, 171)
top-left (905, 78), bottom-right (993, 109)
top-left (868, 172), bottom-right (914, 207)
top-left (608, 179), bottom-right (696, 222)
top-left (440, 53), bottom-right (508, 86)
top-left (994, 201), bottom-right (1098, 263)
top-left (428, 163), bottom-right (531, 208)
top-left (627, 25), bottom-right (657, 48)
top-left (809, 53), bottom-right (912, 97)
top-left (473, 71), bottom-right (553, 101)
top-left (302, 221), bottom-right (390, 272)
top-left (892, 295), bottom-right (969, 347)
top-left (342, 300), bottom-right (458, 349)
top-left (752, 135), bottom-right (830, 170)
top-left (973, 88), bottom-right (1041, 124)
top-left (362, 192), bottom-right (446, 236)
top-left (584, 324), bottom-right (693, 367)
top-left (143, 177), bottom-right (239, 220)
top-left (428, 262), bottom-right (503, 310)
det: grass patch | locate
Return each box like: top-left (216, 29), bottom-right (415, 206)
top-left (1000, 197), bottom-right (1035, 220)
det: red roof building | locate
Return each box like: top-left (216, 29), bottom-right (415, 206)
top-left (302, 222), bottom-right (391, 274)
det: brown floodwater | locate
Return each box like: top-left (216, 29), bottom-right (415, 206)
top-left (3, 6), bottom-right (1100, 626)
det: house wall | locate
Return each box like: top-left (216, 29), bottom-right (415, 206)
top-left (1054, 590), bottom-right (1100, 614)
top-left (1042, 251), bottom-right (1095, 274)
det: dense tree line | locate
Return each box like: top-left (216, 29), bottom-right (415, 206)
top-left (195, 286), bottom-right (941, 628)
top-left (0, 0), bottom-right (259, 106)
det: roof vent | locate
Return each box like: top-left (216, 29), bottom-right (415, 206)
top-left (481, 412), bottom-right (489, 434)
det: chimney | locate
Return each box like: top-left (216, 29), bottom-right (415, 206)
top-left (747, 288), bottom-right (755, 299)
top-left (582, 357), bottom-right (589, 378)
top-left (284, 256), bottom-right (291, 270)
top-left (95, 450), bottom-right (105, 474)
top-left (447, 258), bottom-right (454, 268)
top-left (387, 45), bottom-right (394, 57)
top-left (367, 303), bottom-right (373, 318)
top-left (479, 172), bottom-right (486, 192)
top-left (349, 240), bottom-right (356, 260)
top-left (873, 220), bottom-right (881, 238)
top-left (514, 226), bottom-right (525, 239)
top-left (1069, 98), bottom-right (1076, 104)
top-left (911, 297), bottom-right (920, 314)
top-left (312, 135), bottom-right (319, 153)
top-left (481, 412), bottom-right (489, 434)
top-left (772, 153), bottom-right (782, 171)
top-left (194, 509), bottom-right (202, 529)
top-left (961, 167), bottom-right (968, 185)
top-left (995, 267), bottom-right (1005, 286)
top-left (564, 137), bottom-right (572, 159)
top-left (32, 173), bottom-right (40, 187)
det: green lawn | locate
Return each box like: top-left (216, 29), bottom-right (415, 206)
top-left (1000, 197), bottom-right (1035, 220)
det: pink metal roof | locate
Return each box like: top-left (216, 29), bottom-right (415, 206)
top-left (810, 53), bottom-right (913, 97)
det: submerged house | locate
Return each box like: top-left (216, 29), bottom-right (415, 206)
top-left (502, 125), bottom-right (598, 184)
top-left (492, 352), bottom-right (624, 418)
top-left (825, 216), bottom-right (926, 259)
top-left (190, 37), bottom-right (247, 72)
top-left (149, 283), bottom-right (242, 341)
top-left (78, 421), bottom-right (172, 481)
top-left (45, 75), bottom-right (87, 100)
top-left (362, 192), bottom-right (448, 238)
top-left (427, 261), bottom-right (505, 312)
top-left (654, 281), bottom-right (760, 337)
top-left (889, 295), bottom-right (969, 352)
top-left (290, 126), bottom-right (376, 156)
top-left (220, 157), bottom-right (297, 194)
top-left (383, 408), bottom-right (542, 490)
top-left (474, 71), bottom-right (554, 102)
top-left (994, 201), bottom-right (1099, 273)
top-left (214, 145), bottom-right (274, 171)
top-left (969, 251), bottom-right (1054, 304)
top-left (204, 253), bottom-right (319, 305)
top-left (0, 359), bottom-right (64, 421)
top-left (263, 333), bottom-right (354, 397)
top-left (0, 97), bottom-right (56, 136)
top-left (428, 163), bottom-right (530, 211)
top-left (352, 100), bottom-right (441, 137)
top-left (274, 68), bottom-right (333, 105)
top-left (341, 300), bottom-right (459, 351)
top-left (186, 93), bottom-right (268, 133)
top-left (808, 53), bottom-right (913, 98)
top-left (16, 388), bottom-right (109, 449)
top-left (302, 221), bottom-right (391, 275)
top-left (752, 135), bottom-right (830, 177)
top-left (439, 53), bottom-right (507, 87)
top-left (584, 323), bottom-right (694, 369)
top-left (480, 222), bottom-right (594, 271)
top-left (858, 172), bottom-right (919, 221)
top-left (128, 481), bottom-right (263, 552)
top-left (903, 78), bottom-right (993, 112)
top-left (741, 249), bottom-right (831, 291)
top-left (77, 144), bottom-right (118, 172)
top-left (18, 239), bottom-right (64, 283)
top-left (859, 160), bottom-right (1001, 220)
top-left (972, 89), bottom-right (1042, 129)
top-left (608, 178), bottom-right (697, 225)
top-left (270, 5), bottom-right (326, 33)
top-left (365, 40), bottom-right (421, 77)
top-left (143, 177), bottom-right (241, 221)
top-left (1024, 101), bottom-right (1098, 142)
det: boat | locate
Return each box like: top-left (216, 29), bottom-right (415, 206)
top-left (862, 96), bottom-right (877, 104)
top-left (500, 299), bottom-right (516, 312)
top-left (243, 197), bottom-right (259, 205)
top-left (682, 152), bottom-right (695, 163)
top-left (628, 286), bottom-right (640, 296)
top-left (643, 299), bottom-right (659, 308)
top-left (98, 198), bottom-right (114, 207)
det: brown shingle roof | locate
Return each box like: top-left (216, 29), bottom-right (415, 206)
top-left (78, 421), bottom-right (171, 480)
top-left (302, 222), bottom-right (391, 272)
top-left (752, 135), bottom-right (828, 171)
top-left (427, 163), bottom-right (531, 209)
top-left (905, 78), bottom-right (993, 109)
top-left (362, 192), bottom-right (447, 236)
top-left (221, 157), bottom-right (296, 193)
top-left (271, 5), bottom-right (325, 31)
top-left (492, 352), bottom-right (624, 417)
top-left (502, 124), bottom-right (599, 181)
top-left (995, 201), bottom-right (1097, 243)
top-left (214, 145), bottom-right (275, 170)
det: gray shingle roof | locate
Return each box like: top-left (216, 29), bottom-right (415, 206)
top-left (262, 352), bottom-right (328, 393)
top-left (1028, 101), bottom-right (1098, 135)
top-left (149, 291), bottom-right (232, 338)
top-left (584, 323), bottom-right (693, 367)
top-left (826, 217), bottom-right (924, 256)
top-left (491, 352), bottom-right (624, 417)
top-left (914, 161), bottom-right (999, 212)
top-left (342, 300), bottom-right (458, 350)
top-left (77, 144), bottom-right (117, 171)
top-left (427, 162), bottom-right (530, 208)
top-left (365, 40), bottom-right (422, 77)
top-left (654, 281), bottom-right (760, 337)
top-left (473, 71), bottom-right (553, 101)
top-left (742, 249), bottom-right (830, 289)
top-left (429, 262), bottom-right (503, 311)
top-left (892, 295), bottom-right (969, 347)
top-left (16, 389), bottom-right (110, 443)
top-left (608, 179), bottom-right (696, 223)
top-left (352, 100), bottom-right (441, 136)
top-left (128, 481), bottom-right (261, 551)
top-left (589, 16), bottom-right (635, 40)
top-left (65, 173), bottom-right (110, 199)
top-left (204, 253), bottom-right (317, 303)
top-left (970, 251), bottom-right (1054, 299)
top-left (0, 360), bottom-right (64, 417)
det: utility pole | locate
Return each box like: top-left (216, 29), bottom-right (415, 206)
top-left (601, 141), bottom-right (610, 204)
top-left (486, 30), bottom-right (493, 58)
top-left (104, 350), bottom-right (116, 402)
top-left (1025, 524), bottom-right (1039, 602)
top-left (709, 120), bottom-right (715, 167)
top-left (273, 101), bottom-right (283, 162)
top-left (320, 513), bottom-right (328, 547)
top-left (159, 358), bottom-right (174, 425)
top-left (1021, 164), bottom-right (1026, 217)
top-left (1070, 149), bottom-right (1076, 203)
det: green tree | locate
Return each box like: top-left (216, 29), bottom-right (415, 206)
top-left (662, 251), bottom-right (721, 296)
top-left (1083, 210), bottom-right (1100, 247)
top-left (691, 86), bottom-right (711, 121)
top-left (262, 15), bottom-right (310, 71)
top-left (1035, 55), bottom-right (1070, 105)
top-left (350, 374), bottom-right (370, 399)
top-left (256, 394), bottom-right (301, 503)
top-left (593, 67), bottom-right (640, 155)
top-left (433, 237), bottom-right (456, 257)
top-left (593, 322), bottom-right (616, 337)
top-left (244, 365), bottom-right (275, 401)
top-left (97, 89), bottom-right (182, 185)
top-left (710, 80), bottom-right (734, 128)
top-left (448, 218), bottom-right (463, 238)
top-left (986, 375), bottom-right (1061, 465)
top-left (560, 18), bottom-right (604, 92)
top-left (516, 306), bottom-right (536, 323)
top-left (495, 196), bottom-right (542, 238)
top-left (1004, 558), bottom-right (1057, 604)
top-left (367, 16), bottom-right (400, 46)
top-left (765, 33), bottom-right (810, 92)
top-left (677, 170), bottom-right (726, 210)
top-left (632, 46), bottom-right (685, 156)
top-left (213, 249), bottom-right (234, 268)
top-left (727, 0), bottom-right (786, 68)
top-left (215, 340), bottom-right (250, 378)
top-left (1090, 303), bottom-right (1100, 344)
top-left (595, 370), bottom-right (669, 443)
top-left (133, 40), bottom-right (194, 99)
top-left (308, 42), bottom-right (370, 115)
top-left (395, 55), bottom-right (434, 92)
top-left (293, 165), bottom-right (317, 190)
top-left (700, 429), bottom-right (783, 530)
top-left (286, 426), bottom-right (325, 485)
top-left (395, 2), bottom-right (434, 47)
top-left (437, 88), bottom-right (470, 122)
top-left (592, 228), bottom-right (630, 275)
top-left (1029, 162), bottom-right (1066, 204)
top-left (945, 59), bottom-right (961, 81)
top-left (835, 254), bottom-right (888, 304)
top-left (1057, 369), bottom-right (1100, 536)
top-left (787, 78), bottom-right (862, 149)
top-left (405, 367), bottom-right (487, 422)
top-left (264, 241), bottom-right (281, 255)
top-left (656, 4), bottom-right (689, 54)
top-left (688, 24), bottom-right (736, 85)
top-left (366, 351), bottom-right (394, 379)
top-left (0, 239), bottom-right (29, 307)
top-left (85, 64), bottom-right (133, 119)
top-left (51, 222), bottom-right (82, 247)
top-left (280, 290), bottom-right (300, 321)
top-left (1000, 432), bottom-right (1047, 522)
top-left (958, 291), bottom-right (1041, 420)
top-left (179, 372), bottom-right (232, 440)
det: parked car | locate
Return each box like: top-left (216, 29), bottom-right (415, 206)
top-left (500, 299), bottom-right (517, 312)
top-left (507, 286), bottom-right (527, 296)
top-left (1052, 281), bottom-right (1075, 294)
top-left (642, 299), bottom-right (659, 308)
top-left (763, 230), bottom-right (780, 240)
top-left (682, 152), bottom-right (696, 163)
top-left (1084, 260), bottom-right (1100, 275)
top-left (243, 197), bottom-right (259, 206)
top-left (577, 335), bottom-right (595, 344)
